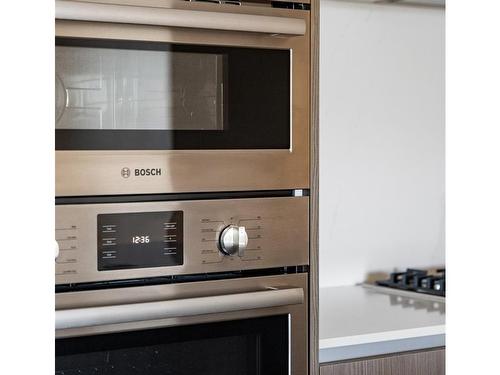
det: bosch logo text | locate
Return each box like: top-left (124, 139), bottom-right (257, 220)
top-left (135, 168), bottom-right (162, 176)
top-left (121, 168), bottom-right (162, 178)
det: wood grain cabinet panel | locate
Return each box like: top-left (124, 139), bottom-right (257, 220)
top-left (320, 348), bottom-right (445, 375)
top-left (309, 0), bottom-right (320, 374)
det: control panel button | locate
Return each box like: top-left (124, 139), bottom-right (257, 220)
top-left (218, 225), bottom-right (248, 257)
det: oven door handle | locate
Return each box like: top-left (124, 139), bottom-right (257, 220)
top-left (55, 287), bottom-right (304, 330)
top-left (55, 0), bottom-right (306, 36)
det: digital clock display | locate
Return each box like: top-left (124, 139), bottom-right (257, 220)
top-left (97, 211), bottom-right (183, 271)
top-left (132, 235), bottom-right (150, 244)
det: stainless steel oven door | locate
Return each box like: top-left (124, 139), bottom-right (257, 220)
top-left (55, 273), bottom-right (308, 374)
top-left (55, 0), bottom-right (310, 196)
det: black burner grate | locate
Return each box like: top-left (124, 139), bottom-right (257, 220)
top-left (376, 268), bottom-right (445, 297)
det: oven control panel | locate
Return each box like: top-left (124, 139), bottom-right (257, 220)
top-left (55, 196), bottom-right (309, 285)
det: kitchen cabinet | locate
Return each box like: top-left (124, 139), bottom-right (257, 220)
top-left (320, 348), bottom-right (445, 375)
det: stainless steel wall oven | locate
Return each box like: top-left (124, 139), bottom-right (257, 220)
top-left (55, 0), bottom-right (310, 197)
top-left (55, 1), bottom-right (311, 374)
top-left (56, 195), bottom-right (310, 374)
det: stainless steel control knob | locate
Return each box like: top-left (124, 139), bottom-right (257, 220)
top-left (219, 225), bottom-right (248, 257)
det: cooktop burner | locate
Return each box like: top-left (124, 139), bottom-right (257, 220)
top-left (376, 268), bottom-right (445, 297)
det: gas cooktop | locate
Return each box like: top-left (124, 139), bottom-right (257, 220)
top-left (376, 268), bottom-right (445, 297)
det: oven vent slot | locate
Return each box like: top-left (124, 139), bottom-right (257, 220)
top-left (55, 265), bottom-right (309, 293)
top-left (184, 0), bottom-right (311, 9)
top-left (186, 0), bottom-right (242, 5)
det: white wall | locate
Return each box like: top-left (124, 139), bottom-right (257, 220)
top-left (319, 1), bottom-right (445, 287)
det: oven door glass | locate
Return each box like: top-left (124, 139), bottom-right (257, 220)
top-left (55, 315), bottom-right (288, 375)
top-left (55, 38), bottom-right (291, 150)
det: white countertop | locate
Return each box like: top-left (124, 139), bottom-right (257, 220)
top-left (319, 284), bottom-right (445, 363)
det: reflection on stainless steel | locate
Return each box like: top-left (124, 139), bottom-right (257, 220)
top-left (56, 47), bottom-right (224, 131)
top-left (55, 74), bottom-right (67, 124)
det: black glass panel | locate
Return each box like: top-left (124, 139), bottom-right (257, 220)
top-left (97, 211), bottom-right (184, 271)
top-left (55, 38), bottom-right (290, 150)
top-left (55, 315), bottom-right (288, 375)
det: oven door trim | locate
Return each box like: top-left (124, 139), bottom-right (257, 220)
top-left (56, 287), bottom-right (304, 330)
